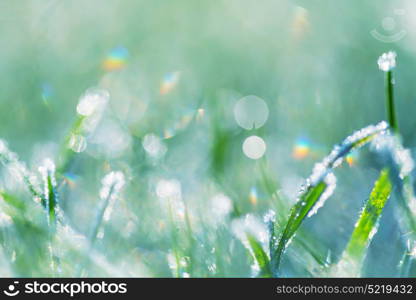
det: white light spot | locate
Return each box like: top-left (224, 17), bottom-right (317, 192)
top-left (76, 88), bottom-right (109, 116)
top-left (210, 193), bottom-right (232, 223)
top-left (242, 136), bottom-right (266, 159)
top-left (377, 51), bottom-right (396, 72)
top-left (234, 95), bottom-right (269, 130)
top-left (0, 212), bottom-right (12, 227)
top-left (90, 120), bottom-right (132, 158)
top-left (142, 133), bottom-right (167, 158)
top-left (156, 179), bottom-right (182, 199)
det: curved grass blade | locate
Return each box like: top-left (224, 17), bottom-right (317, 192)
top-left (246, 233), bottom-right (272, 277)
top-left (271, 121), bottom-right (388, 277)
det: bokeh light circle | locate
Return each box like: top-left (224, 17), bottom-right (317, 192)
top-left (242, 135), bottom-right (266, 159)
top-left (233, 95), bottom-right (269, 130)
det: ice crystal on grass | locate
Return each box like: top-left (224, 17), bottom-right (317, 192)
top-left (77, 88), bottom-right (109, 117)
top-left (271, 122), bottom-right (390, 277)
top-left (378, 51), bottom-right (397, 72)
top-left (371, 133), bottom-right (414, 179)
top-left (39, 159), bottom-right (59, 225)
top-left (302, 121), bottom-right (388, 215)
top-left (307, 172), bottom-right (336, 217)
top-left (0, 139), bottom-right (42, 201)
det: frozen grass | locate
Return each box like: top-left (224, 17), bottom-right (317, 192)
top-left (1, 48), bottom-right (415, 277)
top-left (246, 52), bottom-right (416, 278)
top-left (1, 2), bottom-right (416, 278)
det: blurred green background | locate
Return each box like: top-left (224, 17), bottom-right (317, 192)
top-left (0, 0), bottom-right (415, 277)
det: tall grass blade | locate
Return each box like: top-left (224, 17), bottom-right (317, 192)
top-left (378, 51), bottom-right (398, 133)
top-left (341, 168), bottom-right (391, 275)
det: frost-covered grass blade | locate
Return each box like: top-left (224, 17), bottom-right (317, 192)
top-left (271, 121), bottom-right (388, 276)
top-left (246, 233), bottom-right (272, 277)
top-left (345, 169), bottom-right (391, 261)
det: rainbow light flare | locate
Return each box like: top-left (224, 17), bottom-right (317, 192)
top-left (293, 137), bottom-right (311, 159)
top-left (63, 172), bottom-right (79, 189)
top-left (41, 83), bottom-right (53, 105)
top-left (249, 187), bottom-right (258, 205)
top-left (160, 72), bottom-right (180, 95)
top-left (102, 46), bottom-right (129, 71)
top-left (346, 151), bottom-right (358, 166)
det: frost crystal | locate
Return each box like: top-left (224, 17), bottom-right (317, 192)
top-left (38, 158), bottom-right (58, 201)
top-left (231, 214), bottom-right (269, 249)
top-left (377, 51), bottom-right (396, 72)
top-left (307, 172), bottom-right (337, 217)
top-left (76, 88), bottom-right (109, 117)
top-left (308, 121), bottom-right (388, 186)
top-left (371, 133), bottom-right (414, 179)
top-left (0, 139), bottom-right (42, 200)
top-left (210, 193), bottom-right (232, 224)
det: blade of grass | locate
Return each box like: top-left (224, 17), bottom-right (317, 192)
top-left (246, 233), bottom-right (272, 277)
top-left (271, 121), bottom-right (388, 277)
top-left (345, 168), bottom-right (392, 259)
top-left (271, 181), bottom-right (326, 275)
top-left (386, 69), bottom-right (398, 133)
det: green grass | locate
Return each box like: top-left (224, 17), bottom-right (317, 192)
top-left (1, 2), bottom-right (416, 278)
top-left (339, 168), bottom-right (392, 275)
top-left (245, 51), bottom-right (416, 277)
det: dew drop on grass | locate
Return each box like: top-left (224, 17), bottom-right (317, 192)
top-left (234, 95), bottom-right (269, 130)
